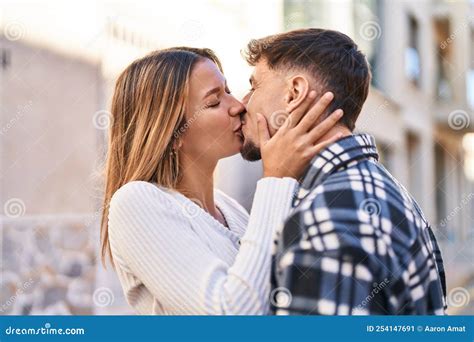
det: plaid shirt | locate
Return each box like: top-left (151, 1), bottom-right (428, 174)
top-left (270, 134), bottom-right (447, 315)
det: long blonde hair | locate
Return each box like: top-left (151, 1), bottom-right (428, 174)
top-left (100, 47), bottom-right (223, 267)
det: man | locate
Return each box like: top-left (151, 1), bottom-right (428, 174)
top-left (238, 28), bottom-right (447, 315)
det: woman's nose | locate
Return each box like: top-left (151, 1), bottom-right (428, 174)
top-left (228, 97), bottom-right (245, 118)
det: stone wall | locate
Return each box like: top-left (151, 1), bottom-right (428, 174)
top-left (0, 215), bottom-right (130, 315)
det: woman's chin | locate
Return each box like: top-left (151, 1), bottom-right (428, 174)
top-left (219, 150), bottom-right (240, 160)
top-left (215, 133), bottom-right (244, 159)
top-left (231, 142), bottom-right (244, 156)
top-left (235, 134), bottom-right (244, 151)
top-left (220, 140), bottom-right (243, 159)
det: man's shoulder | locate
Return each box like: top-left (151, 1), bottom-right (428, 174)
top-left (322, 159), bottom-right (396, 189)
top-left (297, 159), bottom-right (409, 215)
top-left (286, 159), bottom-right (424, 254)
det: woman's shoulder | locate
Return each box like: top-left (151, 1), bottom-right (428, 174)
top-left (107, 182), bottom-right (187, 267)
top-left (108, 181), bottom-right (186, 243)
top-left (109, 181), bottom-right (177, 213)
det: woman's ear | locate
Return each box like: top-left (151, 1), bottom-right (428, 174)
top-left (173, 138), bottom-right (183, 151)
top-left (285, 75), bottom-right (310, 113)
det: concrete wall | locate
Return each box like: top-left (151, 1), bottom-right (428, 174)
top-left (0, 38), bottom-right (102, 215)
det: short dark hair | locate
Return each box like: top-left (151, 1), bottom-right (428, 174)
top-left (243, 28), bottom-right (371, 131)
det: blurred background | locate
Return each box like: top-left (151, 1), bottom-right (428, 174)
top-left (0, 0), bottom-right (473, 315)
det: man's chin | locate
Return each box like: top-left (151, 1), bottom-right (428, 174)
top-left (240, 139), bottom-right (262, 161)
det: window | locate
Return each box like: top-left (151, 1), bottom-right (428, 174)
top-left (283, 0), bottom-right (382, 86)
top-left (406, 132), bottom-right (422, 202)
top-left (434, 143), bottom-right (448, 238)
top-left (434, 17), bottom-right (453, 101)
top-left (468, 28), bottom-right (474, 109)
top-left (353, 0), bottom-right (382, 86)
top-left (1, 48), bottom-right (11, 70)
top-left (377, 143), bottom-right (393, 173)
top-left (283, 0), bottom-right (327, 30)
top-left (406, 15), bottom-right (421, 86)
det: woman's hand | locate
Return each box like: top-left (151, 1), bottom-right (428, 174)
top-left (259, 91), bottom-right (344, 180)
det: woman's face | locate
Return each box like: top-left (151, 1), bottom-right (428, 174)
top-left (179, 58), bottom-right (245, 163)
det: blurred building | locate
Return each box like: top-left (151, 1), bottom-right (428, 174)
top-left (0, 0), bottom-right (473, 315)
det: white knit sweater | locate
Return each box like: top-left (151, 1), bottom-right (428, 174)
top-left (108, 177), bottom-right (297, 315)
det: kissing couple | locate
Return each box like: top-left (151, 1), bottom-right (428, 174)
top-left (100, 28), bottom-right (446, 315)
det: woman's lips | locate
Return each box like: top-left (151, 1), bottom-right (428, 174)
top-left (233, 123), bottom-right (242, 132)
top-left (235, 128), bottom-right (244, 141)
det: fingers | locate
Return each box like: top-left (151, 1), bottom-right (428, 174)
top-left (307, 109), bottom-right (343, 143)
top-left (256, 113), bottom-right (271, 146)
top-left (310, 132), bottom-right (344, 155)
top-left (295, 92), bottom-right (335, 133)
top-left (287, 90), bottom-right (317, 128)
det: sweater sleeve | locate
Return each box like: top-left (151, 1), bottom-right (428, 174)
top-left (108, 178), bottom-right (297, 315)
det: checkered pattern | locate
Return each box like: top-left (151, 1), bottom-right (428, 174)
top-left (271, 134), bottom-right (447, 315)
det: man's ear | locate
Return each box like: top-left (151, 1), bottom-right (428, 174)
top-left (284, 75), bottom-right (310, 113)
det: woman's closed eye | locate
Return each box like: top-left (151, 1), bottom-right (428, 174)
top-left (208, 101), bottom-right (220, 108)
top-left (207, 88), bottom-right (232, 108)
top-left (205, 94), bottom-right (220, 108)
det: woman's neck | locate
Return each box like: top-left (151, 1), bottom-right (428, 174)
top-left (176, 154), bottom-right (218, 217)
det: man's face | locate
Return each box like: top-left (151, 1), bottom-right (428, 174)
top-left (240, 60), bottom-right (288, 161)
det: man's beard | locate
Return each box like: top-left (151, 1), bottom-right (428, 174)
top-left (240, 138), bottom-right (261, 161)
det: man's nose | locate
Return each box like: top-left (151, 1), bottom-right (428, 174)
top-left (241, 92), bottom-right (250, 106)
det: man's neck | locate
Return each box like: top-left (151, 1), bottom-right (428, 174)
top-left (315, 125), bottom-right (352, 146)
top-left (297, 125), bottom-right (352, 183)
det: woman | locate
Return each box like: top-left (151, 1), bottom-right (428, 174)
top-left (101, 47), bottom-right (342, 314)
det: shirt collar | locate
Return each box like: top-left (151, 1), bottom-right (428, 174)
top-left (295, 133), bottom-right (379, 203)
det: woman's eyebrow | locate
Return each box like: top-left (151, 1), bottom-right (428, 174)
top-left (202, 86), bottom-right (221, 100)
